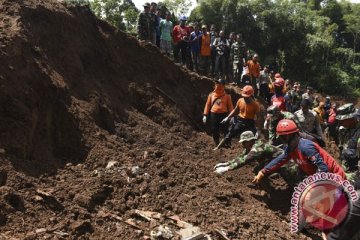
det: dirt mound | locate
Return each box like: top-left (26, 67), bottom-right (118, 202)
top-left (0, 0), bottom-right (314, 239)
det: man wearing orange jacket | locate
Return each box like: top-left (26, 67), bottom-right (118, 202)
top-left (203, 79), bottom-right (234, 146)
top-left (246, 54), bottom-right (261, 96)
top-left (214, 85), bottom-right (260, 150)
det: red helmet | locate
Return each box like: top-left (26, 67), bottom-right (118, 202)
top-left (242, 85), bottom-right (254, 97)
top-left (274, 78), bottom-right (285, 87)
top-left (276, 119), bottom-right (299, 135)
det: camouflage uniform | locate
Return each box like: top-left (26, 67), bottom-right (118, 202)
top-left (336, 104), bottom-right (360, 173)
top-left (137, 11), bottom-right (151, 41)
top-left (227, 140), bottom-right (299, 185)
top-left (268, 111), bottom-right (302, 145)
top-left (230, 41), bottom-right (247, 82)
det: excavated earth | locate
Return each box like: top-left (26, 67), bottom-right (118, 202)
top-left (0, 0), bottom-right (324, 239)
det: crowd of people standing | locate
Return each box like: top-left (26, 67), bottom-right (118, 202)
top-left (137, 5), bottom-right (360, 239)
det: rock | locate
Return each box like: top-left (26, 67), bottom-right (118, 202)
top-left (150, 225), bottom-right (174, 239)
top-left (35, 228), bottom-right (47, 234)
top-left (70, 220), bottom-right (93, 235)
top-left (106, 161), bottom-right (119, 169)
top-left (0, 186), bottom-right (24, 211)
top-left (178, 226), bottom-right (204, 240)
top-left (131, 166), bottom-right (140, 175)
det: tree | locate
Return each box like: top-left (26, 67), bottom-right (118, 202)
top-left (343, 4), bottom-right (360, 63)
top-left (162, 0), bottom-right (192, 17)
top-left (90, 0), bottom-right (139, 31)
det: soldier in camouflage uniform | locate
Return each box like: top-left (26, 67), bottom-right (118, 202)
top-left (336, 103), bottom-right (360, 173)
top-left (213, 131), bottom-right (299, 186)
top-left (230, 34), bottom-right (247, 84)
top-left (264, 105), bottom-right (303, 145)
top-left (137, 3), bottom-right (151, 41)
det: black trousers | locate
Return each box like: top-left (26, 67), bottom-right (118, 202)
top-left (224, 116), bottom-right (256, 144)
top-left (211, 49), bottom-right (216, 75)
top-left (174, 41), bottom-right (187, 64)
top-left (210, 112), bottom-right (228, 145)
top-left (260, 83), bottom-right (269, 103)
top-left (215, 54), bottom-right (227, 78)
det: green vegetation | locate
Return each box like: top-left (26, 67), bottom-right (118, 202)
top-left (65, 0), bottom-right (360, 97)
top-left (189, 0), bottom-right (360, 96)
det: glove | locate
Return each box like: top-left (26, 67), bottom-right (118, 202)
top-left (214, 166), bottom-right (230, 174)
top-left (203, 116), bottom-right (207, 124)
top-left (213, 162), bottom-right (229, 169)
top-left (220, 117), bottom-right (229, 124)
top-left (255, 128), bottom-right (260, 138)
top-left (252, 171), bottom-right (265, 184)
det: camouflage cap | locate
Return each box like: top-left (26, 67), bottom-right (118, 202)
top-left (336, 103), bottom-right (356, 120)
top-left (143, 2), bottom-right (150, 8)
top-left (239, 131), bottom-right (257, 143)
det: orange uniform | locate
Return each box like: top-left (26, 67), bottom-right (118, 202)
top-left (236, 98), bottom-right (259, 119)
top-left (246, 60), bottom-right (260, 78)
top-left (200, 34), bottom-right (211, 57)
top-left (204, 92), bottom-right (233, 115)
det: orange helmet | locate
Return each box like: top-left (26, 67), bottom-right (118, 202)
top-left (274, 78), bottom-right (285, 87)
top-left (242, 85), bottom-right (254, 97)
top-left (276, 119), bottom-right (299, 135)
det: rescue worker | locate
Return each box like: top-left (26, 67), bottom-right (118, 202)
top-left (137, 3), bottom-right (151, 41)
top-left (203, 79), bottom-right (234, 146)
top-left (245, 54), bottom-right (260, 95)
top-left (265, 105), bottom-right (302, 145)
top-left (199, 25), bottom-right (211, 75)
top-left (294, 99), bottom-right (324, 145)
top-left (214, 131), bottom-right (299, 185)
top-left (214, 85), bottom-right (260, 150)
top-left (253, 119), bottom-right (347, 184)
top-left (336, 103), bottom-right (360, 172)
top-left (271, 74), bottom-right (286, 111)
top-left (230, 34), bottom-right (247, 84)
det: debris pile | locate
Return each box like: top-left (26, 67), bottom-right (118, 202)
top-left (0, 0), bottom-right (313, 239)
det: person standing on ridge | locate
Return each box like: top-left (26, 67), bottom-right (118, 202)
top-left (137, 3), bottom-right (151, 42)
top-left (199, 25), bottom-right (211, 75)
top-left (159, 12), bottom-right (173, 56)
top-left (173, 16), bottom-right (190, 65)
top-left (245, 54), bottom-right (261, 95)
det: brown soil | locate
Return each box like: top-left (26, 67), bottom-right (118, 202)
top-left (0, 0), bottom-right (320, 239)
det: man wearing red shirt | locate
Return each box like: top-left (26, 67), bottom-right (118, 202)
top-left (253, 119), bottom-right (346, 183)
top-left (173, 16), bottom-right (190, 65)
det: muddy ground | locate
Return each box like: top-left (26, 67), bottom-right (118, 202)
top-left (0, 0), bottom-right (331, 239)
